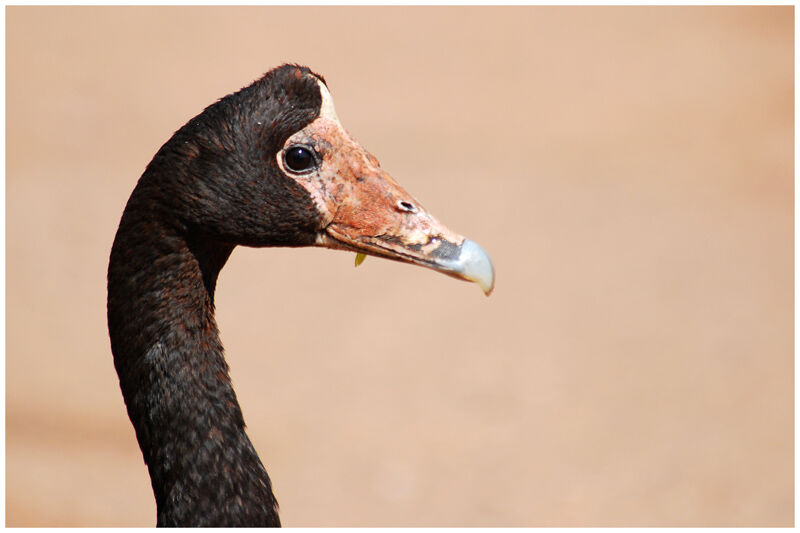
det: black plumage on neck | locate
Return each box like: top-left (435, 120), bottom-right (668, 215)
top-left (108, 213), bottom-right (276, 526)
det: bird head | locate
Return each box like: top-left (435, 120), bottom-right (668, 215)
top-left (158, 64), bottom-right (494, 295)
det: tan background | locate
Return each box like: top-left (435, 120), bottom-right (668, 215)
top-left (6, 6), bottom-right (793, 527)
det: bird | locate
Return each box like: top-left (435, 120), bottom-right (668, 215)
top-left (107, 64), bottom-right (494, 527)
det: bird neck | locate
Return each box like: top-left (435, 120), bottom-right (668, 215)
top-left (107, 204), bottom-right (280, 526)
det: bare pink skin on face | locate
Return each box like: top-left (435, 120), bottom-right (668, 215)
top-left (277, 79), bottom-right (466, 265)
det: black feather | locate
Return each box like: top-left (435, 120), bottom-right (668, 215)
top-left (107, 64), bottom-right (328, 527)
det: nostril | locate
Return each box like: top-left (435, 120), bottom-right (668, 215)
top-left (397, 201), bottom-right (418, 214)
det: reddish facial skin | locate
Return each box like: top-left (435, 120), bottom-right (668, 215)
top-left (278, 80), bottom-right (471, 276)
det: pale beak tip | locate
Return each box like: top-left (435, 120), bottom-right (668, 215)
top-left (457, 239), bottom-right (495, 296)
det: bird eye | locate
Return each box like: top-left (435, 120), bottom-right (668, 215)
top-left (284, 146), bottom-right (316, 173)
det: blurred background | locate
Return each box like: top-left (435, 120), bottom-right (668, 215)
top-left (6, 6), bottom-right (793, 526)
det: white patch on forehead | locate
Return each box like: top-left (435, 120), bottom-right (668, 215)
top-left (316, 79), bottom-right (339, 123)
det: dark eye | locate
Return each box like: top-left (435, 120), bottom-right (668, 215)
top-left (284, 146), bottom-right (316, 173)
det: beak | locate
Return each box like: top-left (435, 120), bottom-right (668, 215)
top-left (282, 79), bottom-right (495, 295)
top-left (317, 171), bottom-right (496, 296)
